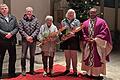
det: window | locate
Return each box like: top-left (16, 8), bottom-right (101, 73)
top-left (104, 0), bottom-right (120, 8)
top-left (104, 0), bottom-right (115, 8)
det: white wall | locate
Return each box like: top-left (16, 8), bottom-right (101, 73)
top-left (11, 0), bottom-right (50, 24)
top-left (0, 0), bottom-right (2, 4)
top-left (104, 7), bottom-right (115, 30)
top-left (96, 6), bottom-right (120, 31)
top-left (10, 0), bottom-right (50, 43)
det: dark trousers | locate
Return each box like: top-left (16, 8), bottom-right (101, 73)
top-left (0, 42), bottom-right (16, 76)
top-left (21, 41), bottom-right (36, 72)
top-left (42, 53), bottom-right (54, 71)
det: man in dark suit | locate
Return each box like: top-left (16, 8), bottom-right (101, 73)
top-left (0, 4), bottom-right (18, 78)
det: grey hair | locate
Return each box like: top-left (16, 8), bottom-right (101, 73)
top-left (0, 4), bottom-right (8, 8)
top-left (26, 7), bottom-right (33, 11)
top-left (65, 9), bottom-right (76, 19)
top-left (45, 15), bottom-right (53, 21)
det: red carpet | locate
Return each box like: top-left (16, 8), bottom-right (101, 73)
top-left (3, 64), bottom-right (92, 80)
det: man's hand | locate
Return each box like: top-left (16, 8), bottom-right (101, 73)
top-left (26, 36), bottom-right (33, 43)
top-left (5, 33), bottom-right (12, 39)
top-left (87, 38), bottom-right (95, 44)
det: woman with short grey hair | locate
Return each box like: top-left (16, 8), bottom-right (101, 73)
top-left (38, 15), bottom-right (58, 77)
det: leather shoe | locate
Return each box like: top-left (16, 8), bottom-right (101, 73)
top-left (72, 72), bottom-right (78, 77)
top-left (61, 70), bottom-right (70, 76)
top-left (93, 76), bottom-right (103, 80)
top-left (8, 73), bottom-right (16, 78)
top-left (22, 70), bottom-right (26, 76)
top-left (48, 70), bottom-right (54, 77)
top-left (29, 71), bottom-right (36, 75)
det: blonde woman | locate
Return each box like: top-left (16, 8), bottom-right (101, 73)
top-left (60, 9), bottom-right (83, 77)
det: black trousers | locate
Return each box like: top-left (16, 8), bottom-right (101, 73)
top-left (42, 53), bottom-right (54, 71)
top-left (0, 42), bottom-right (16, 76)
top-left (21, 41), bottom-right (36, 72)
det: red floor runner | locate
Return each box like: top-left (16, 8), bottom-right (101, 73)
top-left (3, 64), bottom-right (92, 80)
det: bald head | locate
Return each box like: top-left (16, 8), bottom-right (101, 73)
top-left (90, 8), bottom-right (97, 12)
top-left (89, 8), bottom-right (97, 19)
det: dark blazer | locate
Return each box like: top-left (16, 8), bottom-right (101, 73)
top-left (0, 14), bottom-right (18, 44)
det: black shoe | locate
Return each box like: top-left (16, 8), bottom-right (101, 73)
top-left (0, 74), bottom-right (2, 79)
top-left (48, 70), bottom-right (54, 77)
top-left (62, 70), bottom-right (70, 75)
top-left (93, 76), bottom-right (103, 80)
top-left (82, 74), bottom-right (92, 78)
top-left (29, 71), bottom-right (36, 75)
top-left (0, 76), bottom-right (2, 79)
top-left (8, 73), bottom-right (16, 78)
top-left (21, 70), bottom-right (26, 76)
top-left (72, 72), bottom-right (78, 77)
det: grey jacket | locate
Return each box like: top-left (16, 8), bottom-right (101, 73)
top-left (19, 15), bottom-right (40, 41)
top-left (0, 14), bottom-right (18, 43)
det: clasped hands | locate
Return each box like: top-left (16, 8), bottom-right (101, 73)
top-left (87, 37), bottom-right (95, 44)
top-left (26, 36), bottom-right (33, 43)
top-left (5, 33), bottom-right (12, 39)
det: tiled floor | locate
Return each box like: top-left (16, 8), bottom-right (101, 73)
top-left (2, 46), bottom-right (120, 80)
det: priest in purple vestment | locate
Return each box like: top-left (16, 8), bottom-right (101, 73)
top-left (81, 8), bottom-right (112, 79)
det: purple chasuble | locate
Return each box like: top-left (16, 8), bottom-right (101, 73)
top-left (82, 17), bottom-right (112, 67)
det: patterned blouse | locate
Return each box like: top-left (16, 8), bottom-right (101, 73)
top-left (38, 23), bottom-right (58, 57)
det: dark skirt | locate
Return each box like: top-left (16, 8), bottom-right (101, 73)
top-left (60, 36), bottom-right (80, 50)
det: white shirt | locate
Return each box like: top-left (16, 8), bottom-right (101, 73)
top-left (5, 16), bottom-right (9, 22)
